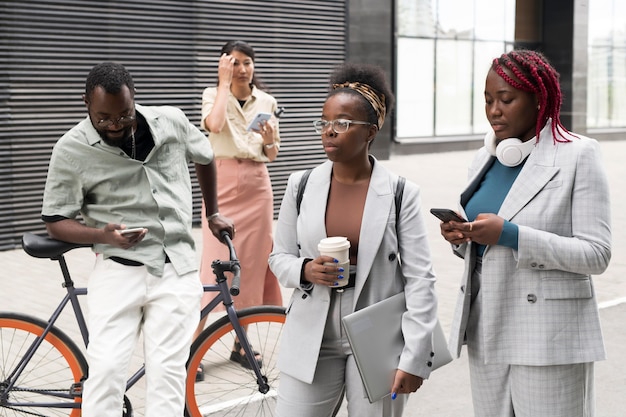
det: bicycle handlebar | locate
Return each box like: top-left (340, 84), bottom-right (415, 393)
top-left (220, 230), bottom-right (241, 296)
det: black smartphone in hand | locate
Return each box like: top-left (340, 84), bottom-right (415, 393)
top-left (430, 208), bottom-right (467, 222)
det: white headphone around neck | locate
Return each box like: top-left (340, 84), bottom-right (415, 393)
top-left (484, 130), bottom-right (536, 167)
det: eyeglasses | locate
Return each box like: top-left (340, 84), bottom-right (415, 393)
top-left (95, 115), bottom-right (136, 129)
top-left (312, 119), bottom-right (371, 134)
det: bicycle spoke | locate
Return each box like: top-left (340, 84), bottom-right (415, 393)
top-left (1, 315), bottom-right (86, 417)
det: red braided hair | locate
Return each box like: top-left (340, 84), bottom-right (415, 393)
top-left (492, 50), bottom-right (573, 143)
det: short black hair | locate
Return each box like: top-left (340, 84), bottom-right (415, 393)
top-left (85, 62), bottom-right (134, 99)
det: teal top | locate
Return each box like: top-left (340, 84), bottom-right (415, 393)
top-left (464, 159), bottom-right (523, 256)
top-left (42, 104), bottom-right (214, 277)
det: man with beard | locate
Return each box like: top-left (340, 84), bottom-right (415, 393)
top-left (41, 61), bottom-right (234, 417)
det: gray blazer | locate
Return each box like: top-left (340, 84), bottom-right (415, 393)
top-left (269, 157), bottom-right (437, 384)
top-left (448, 127), bottom-right (612, 366)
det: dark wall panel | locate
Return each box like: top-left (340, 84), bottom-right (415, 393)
top-left (0, 0), bottom-right (346, 249)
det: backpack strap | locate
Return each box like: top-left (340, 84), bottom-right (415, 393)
top-left (296, 168), bottom-right (313, 216)
top-left (395, 176), bottom-right (406, 236)
top-left (297, 169), bottom-right (405, 227)
top-left (395, 176), bottom-right (406, 266)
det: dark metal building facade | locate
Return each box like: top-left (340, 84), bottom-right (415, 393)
top-left (0, 0), bottom-right (347, 249)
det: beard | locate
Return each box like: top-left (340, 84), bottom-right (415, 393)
top-left (97, 125), bottom-right (133, 148)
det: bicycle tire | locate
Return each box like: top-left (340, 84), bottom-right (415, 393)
top-left (0, 313), bottom-right (88, 417)
top-left (185, 305), bottom-right (286, 417)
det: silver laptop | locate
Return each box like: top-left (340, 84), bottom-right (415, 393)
top-left (342, 292), bottom-right (406, 403)
top-left (342, 292), bottom-right (453, 403)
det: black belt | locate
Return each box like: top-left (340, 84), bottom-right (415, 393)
top-left (110, 255), bottom-right (171, 267)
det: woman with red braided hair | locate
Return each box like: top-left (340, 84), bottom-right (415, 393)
top-left (439, 49), bottom-right (611, 416)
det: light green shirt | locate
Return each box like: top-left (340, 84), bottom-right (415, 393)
top-left (42, 104), bottom-right (213, 277)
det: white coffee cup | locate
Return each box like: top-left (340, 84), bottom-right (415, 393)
top-left (318, 236), bottom-right (351, 288)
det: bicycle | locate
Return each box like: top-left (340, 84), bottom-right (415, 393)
top-left (0, 231), bottom-right (286, 417)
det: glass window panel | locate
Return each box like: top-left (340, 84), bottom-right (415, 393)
top-left (472, 42), bottom-right (508, 134)
top-left (587, 46), bottom-right (610, 128)
top-left (588, 0), bottom-right (614, 45)
top-left (588, 0), bottom-right (626, 128)
top-left (474, 0), bottom-right (515, 41)
top-left (396, 38), bottom-right (435, 138)
top-left (610, 48), bottom-right (626, 126)
top-left (436, 0), bottom-right (474, 39)
top-left (435, 40), bottom-right (473, 135)
top-left (398, 0), bottom-right (436, 37)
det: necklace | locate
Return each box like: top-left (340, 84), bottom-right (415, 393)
top-left (131, 129), bottom-right (136, 160)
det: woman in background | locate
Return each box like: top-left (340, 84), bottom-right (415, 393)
top-left (196, 40), bottom-right (283, 373)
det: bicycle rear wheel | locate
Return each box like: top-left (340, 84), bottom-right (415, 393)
top-left (185, 305), bottom-right (286, 417)
top-left (0, 313), bottom-right (87, 417)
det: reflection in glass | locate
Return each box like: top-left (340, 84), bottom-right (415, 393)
top-left (587, 0), bottom-right (626, 128)
top-left (395, 0), bottom-right (513, 139)
top-left (435, 40), bottom-right (473, 135)
top-left (396, 38), bottom-right (434, 137)
top-left (473, 42), bottom-right (510, 134)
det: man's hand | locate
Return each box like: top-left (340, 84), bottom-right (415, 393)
top-left (105, 223), bottom-right (147, 249)
top-left (208, 214), bottom-right (235, 243)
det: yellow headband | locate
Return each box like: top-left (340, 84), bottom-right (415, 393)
top-left (332, 82), bottom-right (386, 129)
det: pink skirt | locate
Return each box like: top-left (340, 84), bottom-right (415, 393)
top-left (200, 159), bottom-right (282, 310)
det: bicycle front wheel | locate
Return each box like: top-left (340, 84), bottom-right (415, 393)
top-left (185, 305), bottom-right (286, 417)
top-left (0, 313), bottom-right (88, 417)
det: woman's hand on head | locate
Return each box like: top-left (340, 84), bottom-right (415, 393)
top-left (217, 53), bottom-right (234, 87)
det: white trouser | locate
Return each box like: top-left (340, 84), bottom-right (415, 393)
top-left (276, 289), bottom-right (408, 417)
top-left (81, 256), bottom-right (202, 417)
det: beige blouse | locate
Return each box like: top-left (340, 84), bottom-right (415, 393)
top-left (201, 86), bottom-right (281, 162)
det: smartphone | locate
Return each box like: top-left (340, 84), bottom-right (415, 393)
top-left (246, 112), bottom-right (272, 132)
top-left (429, 208), bottom-right (467, 223)
top-left (119, 227), bottom-right (147, 235)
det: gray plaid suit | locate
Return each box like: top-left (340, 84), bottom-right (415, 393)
top-left (449, 128), bottom-right (611, 364)
top-left (447, 127), bottom-right (611, 416)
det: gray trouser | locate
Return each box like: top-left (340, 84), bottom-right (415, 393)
top-left (276, 288), bottom-right (408, 417)
top-left (466, 259), bottom-right (595, 417)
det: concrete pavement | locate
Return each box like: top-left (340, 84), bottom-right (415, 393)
top-left (1, 139), bottom-right (625, 416)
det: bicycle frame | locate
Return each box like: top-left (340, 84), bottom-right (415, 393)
top-left (3, 232), bottom-right (270, 412)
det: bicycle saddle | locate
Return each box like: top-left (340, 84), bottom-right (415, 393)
top-left (22, 232), bottom-right (91, 259)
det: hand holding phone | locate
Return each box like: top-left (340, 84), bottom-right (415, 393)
top-left (430, 208), bottom-right (467, 223)
top-left (247, 112), bottom-right (272, 132)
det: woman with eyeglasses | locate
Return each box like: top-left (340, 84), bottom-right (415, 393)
top-left (195, 40), bottom-right (283, 375)
top-left (269, 63), bottom-right (438, 416)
